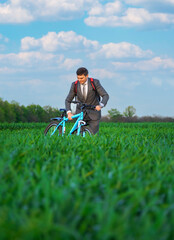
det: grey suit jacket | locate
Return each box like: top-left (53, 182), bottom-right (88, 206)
top-left (65, 78), bottom-right (109, 120)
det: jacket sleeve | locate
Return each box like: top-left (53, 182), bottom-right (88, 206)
top-left (65, 82), bottom-right (75, 111)
top-left (94, 79), bottom-right (109, 107)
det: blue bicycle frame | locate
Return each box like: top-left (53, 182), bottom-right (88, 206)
top-left (50, 111), bottom-right (86, 136)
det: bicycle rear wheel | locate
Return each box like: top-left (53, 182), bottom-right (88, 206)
top-left (44, 121), bottom-right (62, 136)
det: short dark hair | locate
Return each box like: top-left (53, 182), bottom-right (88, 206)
top-left (76, 67), bottom-right (88, 76)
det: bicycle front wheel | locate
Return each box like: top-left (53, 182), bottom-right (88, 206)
top-left (71, 126), bottom-right (93, 136)
top-left (44, 121), bottom-right (62, 136)
top-left (81, 127), bottom-right (92, 137)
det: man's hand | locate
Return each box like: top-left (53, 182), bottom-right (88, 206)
top-left (95, 105), bottom-right (102, 111)
top-left (67, 112), bottom-right (73, 120)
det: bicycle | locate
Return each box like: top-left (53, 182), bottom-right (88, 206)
top-left (44, 101), bottom-right (96, 137)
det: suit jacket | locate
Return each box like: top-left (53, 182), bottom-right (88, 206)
top-left (65, 78), bottom-right (109, 120)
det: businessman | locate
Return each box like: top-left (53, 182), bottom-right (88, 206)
top-left (65, 67), bottom-right (109, 134)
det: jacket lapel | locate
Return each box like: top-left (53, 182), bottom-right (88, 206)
top-left (77, 78), bottom-right (91, 102)
top-left (77, 80), bottom-right (84, 101)
top-left (85, 78), bottom-right (92, 102)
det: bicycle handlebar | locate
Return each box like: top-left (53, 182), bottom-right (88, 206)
top-left (71, 101), bottom-right (96, 110)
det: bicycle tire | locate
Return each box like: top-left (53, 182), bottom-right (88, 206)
top-left (72, 126), bottom-right (92, 136)
top-left (44, 121), bottom-right (62, 136)
top-left (81, 127), bottom-right (92, 137)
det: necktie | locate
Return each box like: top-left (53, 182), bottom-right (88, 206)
top-left (83, 84), bottom-right (86, 100)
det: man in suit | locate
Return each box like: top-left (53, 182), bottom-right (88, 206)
top-left (65, 67), bottom-right (109, 134)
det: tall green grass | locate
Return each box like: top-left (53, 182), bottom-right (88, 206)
top-left (0, 122), bottom-right (174, 240)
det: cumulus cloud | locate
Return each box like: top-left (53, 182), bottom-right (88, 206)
top-left (85, 0), bottom-right (174, 28)
top-left (124, 1), bottom-right (174, 16)
top-left (0, 2), bottom-right (33, 23)
top-left (1, 0), bottom-right (174, 29)
top-left (21, 31), bottom-right (99, 52)
top-left (90, 42), bottom-right (152, 59)
top-left (0, 0), bottom-right (96, 23)
top-left (125, 0), bottom-right (174, 4)
top-left (91, 68), bottom-right (118, 79)
top-left (88, 1), bottom-right (122, 16)
top-left (0, 52), bottom-right (57, 66)
top-left (0, 30), bottom-right (100, 72)
top-left (58, 58), bottom-right (83, 70)
top-left (0, 51), bottom-right (83, 73)
top-left (112, 57), bottom-right (174, 71)
top-left (85, 7), bottom-right (174, 28)
top-left (124, 0), bottom-right (174, 8)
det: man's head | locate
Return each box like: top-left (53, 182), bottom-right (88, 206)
top-left (76, 67), bottom-right (88, 85)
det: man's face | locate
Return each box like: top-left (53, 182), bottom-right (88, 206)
top-left (77, 74), bottom-right (88, 85)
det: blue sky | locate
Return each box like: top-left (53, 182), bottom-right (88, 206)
top-left (0, 0), bottom-right (174, 117)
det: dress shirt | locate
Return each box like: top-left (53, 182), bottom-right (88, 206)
top-left (80, 79), bottom-right (88, 99)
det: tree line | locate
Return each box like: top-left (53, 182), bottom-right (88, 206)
top-left (0, 98), bottom-right (173, 123)
top-left (103, 106), bottom-right (174, 123)
top-left (0, 98), bottom-right (61, 123)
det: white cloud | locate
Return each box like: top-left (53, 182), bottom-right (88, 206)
top-left (0, 50), bottom-right (83, 73)
top-left (112, 57), bottom-right (174, 71)
top-left (21, 37), bottom-right (40, 51)
top-left (85, 7), bottom-right (174, 27)
top-left (124, 0), bottom-right (174, 14)
top-left (85, 0), bottom-right (174, 28)
top-left (90, 68), bottom-right (118, 79)
top-left (0, 52), bottom-right (57, 66)
top-left (90, 42), bottom-right (152, 59)
top-left (1, 0), bottom-right (174, 29)
top-left (88, 1), bottom-right (122, 16)
top-left (21, 31), bottom-right (99, 52)
top-left (58, 58), bottom-right (83, 70)
top-left (125, 0), bottom-right (174, 6)
top-left (0, 0), bottom-right (96, 23)
top-left (0, 2), bottom-right (33, 23)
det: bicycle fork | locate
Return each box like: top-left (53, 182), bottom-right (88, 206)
top-left (77, 120), bottom-right (86, 135)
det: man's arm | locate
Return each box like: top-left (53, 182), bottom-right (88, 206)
top-left (65, 82), bottom-right (76, 120)
top-left (65, 82), bottom-right (75, 111)
top-left (94, 79), bottom-right (109, 107)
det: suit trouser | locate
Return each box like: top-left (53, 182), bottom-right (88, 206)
top-left (83, 113), bottom-right (100, 135)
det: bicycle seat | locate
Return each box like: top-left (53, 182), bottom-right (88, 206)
top-left (60, 108), bottom-right (67, 113)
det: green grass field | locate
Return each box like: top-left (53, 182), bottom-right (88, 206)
top-left (0, 122), bottom-right (174, 240)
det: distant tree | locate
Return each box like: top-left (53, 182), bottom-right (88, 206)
top-left (0, 107), bottom-right (5, 122)
top-left (123, 106), bottom-right (136, 118)
top-left (35, 104), bottom-right (45, 122)
top-left (43, 105), bottom-right (61, 121)
top-left (3, 100), bottom-right (16, 122)
top-left (11, 101), bottom-right (23, 122)
top-left (108, 108), bottom-right (122, 121)
top-left (21, 105), bottom-right (28, 122)
top-left (26, 104), bottom-right (40, 122)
